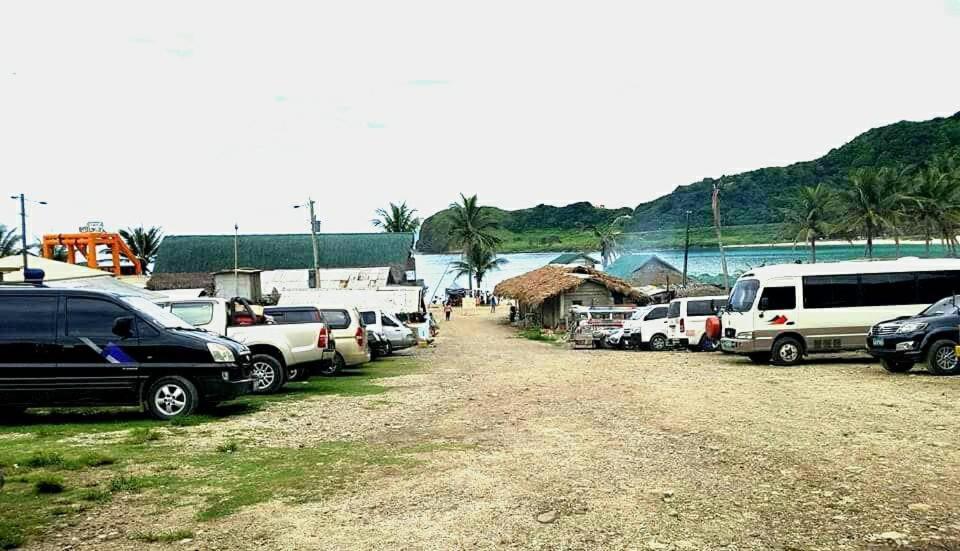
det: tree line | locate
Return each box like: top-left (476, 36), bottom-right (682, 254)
top-left (781, 152), bottom-right (960, 262)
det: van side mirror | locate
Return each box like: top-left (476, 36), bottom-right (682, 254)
top-left (759, 297), bottom-right (770, 311)
top-left (112, 316), bottom-right (135, 338)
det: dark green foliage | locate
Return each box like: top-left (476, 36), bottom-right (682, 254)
top-left (23, 451), bottom-right (65, 469)
top-left (153, 233), bottom-right (415, 274)
top-left (0, 522), bottom-right (24, 550)
top-left (33, 476), bottom-right (65, 494)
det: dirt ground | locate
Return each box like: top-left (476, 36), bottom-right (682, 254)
top-left (32, 310), bottom-right (960, 550)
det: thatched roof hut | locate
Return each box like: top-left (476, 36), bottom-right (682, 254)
top-left (495, 266), bottom-right (647, 327)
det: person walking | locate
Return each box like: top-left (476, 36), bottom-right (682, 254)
top-left (444, 302), bottom-right (453, 322)
top-left (490, 295), bottom-right (497, 314)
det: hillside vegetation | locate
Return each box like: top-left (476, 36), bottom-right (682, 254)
top-left (417, 111), bottom-right (960, 253)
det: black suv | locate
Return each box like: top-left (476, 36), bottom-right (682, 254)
top-left (0, 287), bottom-right (254, 419)
top-left (866, 295), bottom-right (960, 375)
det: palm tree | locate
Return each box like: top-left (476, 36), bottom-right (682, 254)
top-left (119, 226), bottom-right (163, 274)
top-left (372, 202), bottom-right (421, 233)
top-left (448, 194), bottom-right (502, 289)
top-left (589, 215), bottom-right (633, 269)
top-left (0, 225), bottom-right (21, 257)
top-left (876, 166), bottom-right (914, 258)
top-left (451, 245), bottom-right (508, 289)
top-left (836, 168), bottom-right (896, 259)
top-left (780, 184), bottom-right (835, 263)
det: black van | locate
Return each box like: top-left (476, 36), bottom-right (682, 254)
top-left (0, 287), bottom-right (254, 419)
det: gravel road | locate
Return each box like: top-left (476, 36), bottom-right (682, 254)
top-left (33, 311), bottom-right (960, 550)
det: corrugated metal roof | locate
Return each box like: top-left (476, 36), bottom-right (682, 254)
top-left (604, 254), bottom-right (680, 280)
top-left (550, 253), bottom-right (600, 265)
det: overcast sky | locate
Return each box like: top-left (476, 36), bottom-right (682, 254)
top-left (2, 0), bottom-right (959, 239)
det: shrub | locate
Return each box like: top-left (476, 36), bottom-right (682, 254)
top-left (109, 475), bottom-right (144, 493)
top-left (0, 522), bottom-right (25, 550)
top-left (78, 453), bottom-right (116, 468)
top-left (78, 488), bottom-right (112, 503)
top-left (23, 451), bottom-right (65, 468)
top-left (33, 475), bottom-right (65, 494)
top-left (215, 441), bottom-right (239, 454)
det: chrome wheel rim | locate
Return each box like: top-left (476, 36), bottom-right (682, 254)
top-left (652, 336), bottom-right (665, 350)
top-left (252, 361), bottom-right (276, 390)
top-left (154, 384), bottom-right (187, 416)
top-left (779, 343), bottom-right (800, 363)
top-left (936, 347), bottom-right (956, 371)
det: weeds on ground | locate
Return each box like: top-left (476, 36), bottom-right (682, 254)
top-left (126, 428), bottom-right (162, 444)
top-left (518, 327), bottom-right (559, 342)
top-left (131, 529), bottom-right (194, 543)
top-left (216, 440), bottom-right (239, 454)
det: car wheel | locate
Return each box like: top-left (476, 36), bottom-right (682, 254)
top-left (881, 358), bottom-right (914, 373)
top-left (251, 354), bottom-right (286, 393)
top-left (649, 334), bottom-right (668, 351)
top-left (146, 376), bottom-right (199, 420)
top-left (771, 336), bottom-right (804, 366)
top-left (384, 341), bottom-right (393, 356)
top-left (748, 353), bottom-right (771, 364)
top-left (287, 366), bottom-right (303, 381)
top-left (926, 339), bottom-right (958, 375)
top-left (317, 353), bottom-right (345, 376)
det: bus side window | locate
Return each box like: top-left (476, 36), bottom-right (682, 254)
top-left (760, 287), bottom-right (796, 310)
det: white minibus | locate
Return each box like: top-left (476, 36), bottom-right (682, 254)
top-left (719, 258), bottom-right (960, 366)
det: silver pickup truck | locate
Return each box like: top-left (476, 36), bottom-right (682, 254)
top-left (156, 297), bottom-right (334, 393)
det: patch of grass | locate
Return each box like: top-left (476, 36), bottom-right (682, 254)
top-left (518, 327), bottom-right (559, 342)
top-left (109, 475), bottom-right (144, 493)
top-left (126, 428), bottom-right (162, 445)
top-left (77, 488), bottom-right (112, 503)
top-left (0, 522), bottom-right (25, 550)
top-left (76, 452), bottom-right (116, 468)
top-left (131, 529), bottom-right (194, 543)
top-left (22, 450), bottom-right (65, 468)
top-left (215, 440), bottom-right (239, 454)
top-left (33, 475), bottom-right (65, 495)
top-left (169, 415), bottom-right (210, 427)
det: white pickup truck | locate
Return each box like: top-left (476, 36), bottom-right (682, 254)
top-left (156, 297), bottom-right (334, 393)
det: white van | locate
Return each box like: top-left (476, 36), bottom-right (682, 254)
top-left (666, 296), bottom-right (728, 351)
top-left (359, 310), bottom-right (416, 354)
top-left (719, 258), bottom-right (960, 366)
top-left (621, 304), bottom-right (671, 350)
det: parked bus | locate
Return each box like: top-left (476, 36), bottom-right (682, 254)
top-left (719, 258), bottom-right (960, 366)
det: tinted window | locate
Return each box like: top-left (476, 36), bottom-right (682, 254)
top-left (0, 296), bottom-right (58, 338)
top-left (921, 296), bottom-right (960, 316)
top-left (360, 311), bottom-right (377, 325)
top-left (67, 298), bottom-right (133, 336)
top-left (760, 287), bottom-right (796, 310)
top-left (320, 309), bottom-right (351, 330)
top-left (860, 273), bottom-right (917, 306)
top-left (803, 275), bottom-right (859, 309)
top-left (170, 302), bottom-right (214, 326)
top-left (645, 307), bottom-right (667, 321)
top-left (687, 300), bottom-right (718, 317)
top-left (382, 316), bottom-right (398, 327)
top-left (668, 302), bottom-right (680, 318)
top-left (918, 271), bottom-right (960, 305)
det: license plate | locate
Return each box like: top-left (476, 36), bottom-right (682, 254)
top-left (872, 337), bottom-right (884, 347)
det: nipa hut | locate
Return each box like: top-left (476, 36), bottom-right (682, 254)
top-left (494, 266), bottom-right (648, 328)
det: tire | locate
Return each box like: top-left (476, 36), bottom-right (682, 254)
top-left (287, 366), bottom-right (305, 382)
top-left (926, 339), bottom-right (959, 375)
top-left (384, 341), bottom-right (394, 356)
top-left (771, 336), bottom-right (804, 366)
top-left (250, 354), bottom-right (286, 394)
top-left (699, 337), bottom-right (720, 352)
top-left (146, 376), bottom-right (199, 420)
top-left (881, 358), bottom-right (914, 373)
top-left (649, 334), bottom-right (668, 351)
top-left (317, 353), bottom-right (345, 377)
top-left (748, 353), bottom-right (771, 365)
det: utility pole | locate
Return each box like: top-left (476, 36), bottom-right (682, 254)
top-left (294, 199), bottom-right (321, 287)
top-left (682, 210), bottom-right (692, 288)
top-left (234, 224), bottom-right (239, 297)
top-left (711, 182), bottom-right (730, 291)
top-left (10, 194), bottom-right (47, 272)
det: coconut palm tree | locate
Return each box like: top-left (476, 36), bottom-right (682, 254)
top-left (836, 168), bottom-right (896, 259)
top-left (372, 202), bottom-right (421, 233)
top-left (875, 166), bottom-right (914, 258)
top-left (451, 245), bottom-right (508, 289)
top-left (0, 225), bottom-right (21, 257)
top-left (589, 215), bottom-right (633, 269)
top-left (780, 184), bottom-right (836, 263)
top-left (119, 226), bottom-right (163, 274)
top-left (448, 194), bottom-right (501, 289)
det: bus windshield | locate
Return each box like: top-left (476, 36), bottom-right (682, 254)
top-left (728, 279), bottom-right (760, 312)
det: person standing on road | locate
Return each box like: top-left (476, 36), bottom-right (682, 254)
top-left (490, 295), bottom-right (497, 313)
top-left (444, 302), bottom-right (453, 321)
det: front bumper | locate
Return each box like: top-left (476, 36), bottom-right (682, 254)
top-left (197, 376), bottom-right (255, 401)
top-left (721, 337), bottom-right (765, 354)
top-left (866, 334), bottom-right (924, 361)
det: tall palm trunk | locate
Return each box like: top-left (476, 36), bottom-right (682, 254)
top-left (810, 238), bottom-right (817, 264)
top-left (712, 184), bottom-right (730, 291)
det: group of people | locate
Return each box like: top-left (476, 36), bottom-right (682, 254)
top-left (433, 290), bottom-right (501, 321)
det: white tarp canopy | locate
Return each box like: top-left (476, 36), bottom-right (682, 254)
top-left (278, 286), bottom-right (424, 315)
top-left (0, 256), bottom-right (106, 282)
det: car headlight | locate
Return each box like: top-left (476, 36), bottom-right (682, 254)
top-left (736, 331), bottom-right (754, 339)
top-left (897, 323), bottom-right (927, 334)
top-left (208, 343), bottom-right (236, 363)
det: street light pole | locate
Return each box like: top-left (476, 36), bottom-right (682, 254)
top-left (682, 210), bottom-right (692, 287)
top-left (10, 194), bottom-right (47, 272)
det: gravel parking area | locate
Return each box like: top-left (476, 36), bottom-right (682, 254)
top-left (29, 311), bottom-right (960, 550)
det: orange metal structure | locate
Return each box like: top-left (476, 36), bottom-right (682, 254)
top-left (41, 233), bottom-right (143, 276)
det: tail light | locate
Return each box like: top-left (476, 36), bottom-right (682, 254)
top-left (355, 326), bottom-right (365, 348)
top-left (679, 318), bottom-right (686, 333)
top-left (318, 326), bottom-right (329, 349)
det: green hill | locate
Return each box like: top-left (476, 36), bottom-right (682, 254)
top-left (416, 111), bottom-right (960, 253)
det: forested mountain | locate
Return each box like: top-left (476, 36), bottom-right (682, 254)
top-left (416, 111), bottom-right (960, 253)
